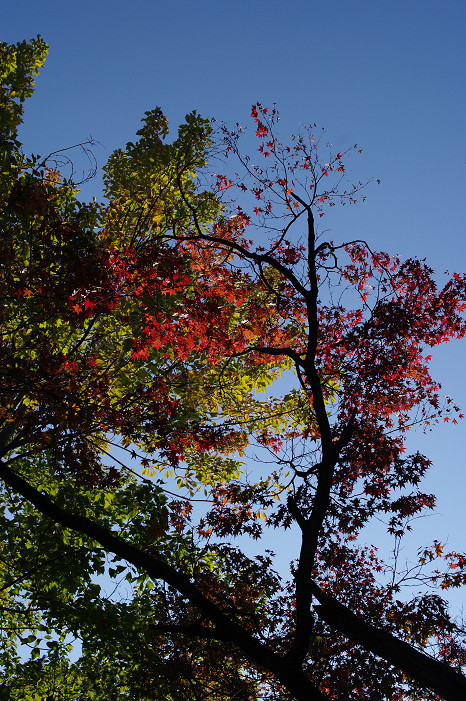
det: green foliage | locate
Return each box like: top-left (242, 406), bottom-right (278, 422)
top-left (0, 36), bottom-right (48, 197)
top-left (4, 40), bottom-right (462, 701)
top-left (0, 40), bottom-right (317, 699)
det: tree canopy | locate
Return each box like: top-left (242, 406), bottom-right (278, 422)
top-left (1, 38), bottom-right (466, 701)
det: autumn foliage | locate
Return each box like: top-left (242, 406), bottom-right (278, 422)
top-left (2, 39), bottom-right (466, 700)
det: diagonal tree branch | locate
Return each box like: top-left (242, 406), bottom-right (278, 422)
top-left (310, 580), bottom-right (466, 701)
top-left (0, 458), bottom-right (333, 701)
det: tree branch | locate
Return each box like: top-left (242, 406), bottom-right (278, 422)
top-left (0, 459), bottom-right (332, 701)
top-left (311, 580), bottom-right (466, 701)
top-left (150, 620), bottom-right (233, 642)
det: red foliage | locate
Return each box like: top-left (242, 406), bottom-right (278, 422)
top-left (4, 101), bottom-right (466, 700)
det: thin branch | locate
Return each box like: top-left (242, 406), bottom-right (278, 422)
top-left (0, 458), bottom-right (332, 701)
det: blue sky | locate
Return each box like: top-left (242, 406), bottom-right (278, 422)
top-left (4, 1), bottom-right (464, 260)
top-left (4, 1), bottom-right (466, 589)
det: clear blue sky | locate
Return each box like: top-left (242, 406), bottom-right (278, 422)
top-left (4, 0), bottom-right (466, 589)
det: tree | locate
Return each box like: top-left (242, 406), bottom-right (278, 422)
top-left (1, 39), bottom-right (466, 700)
